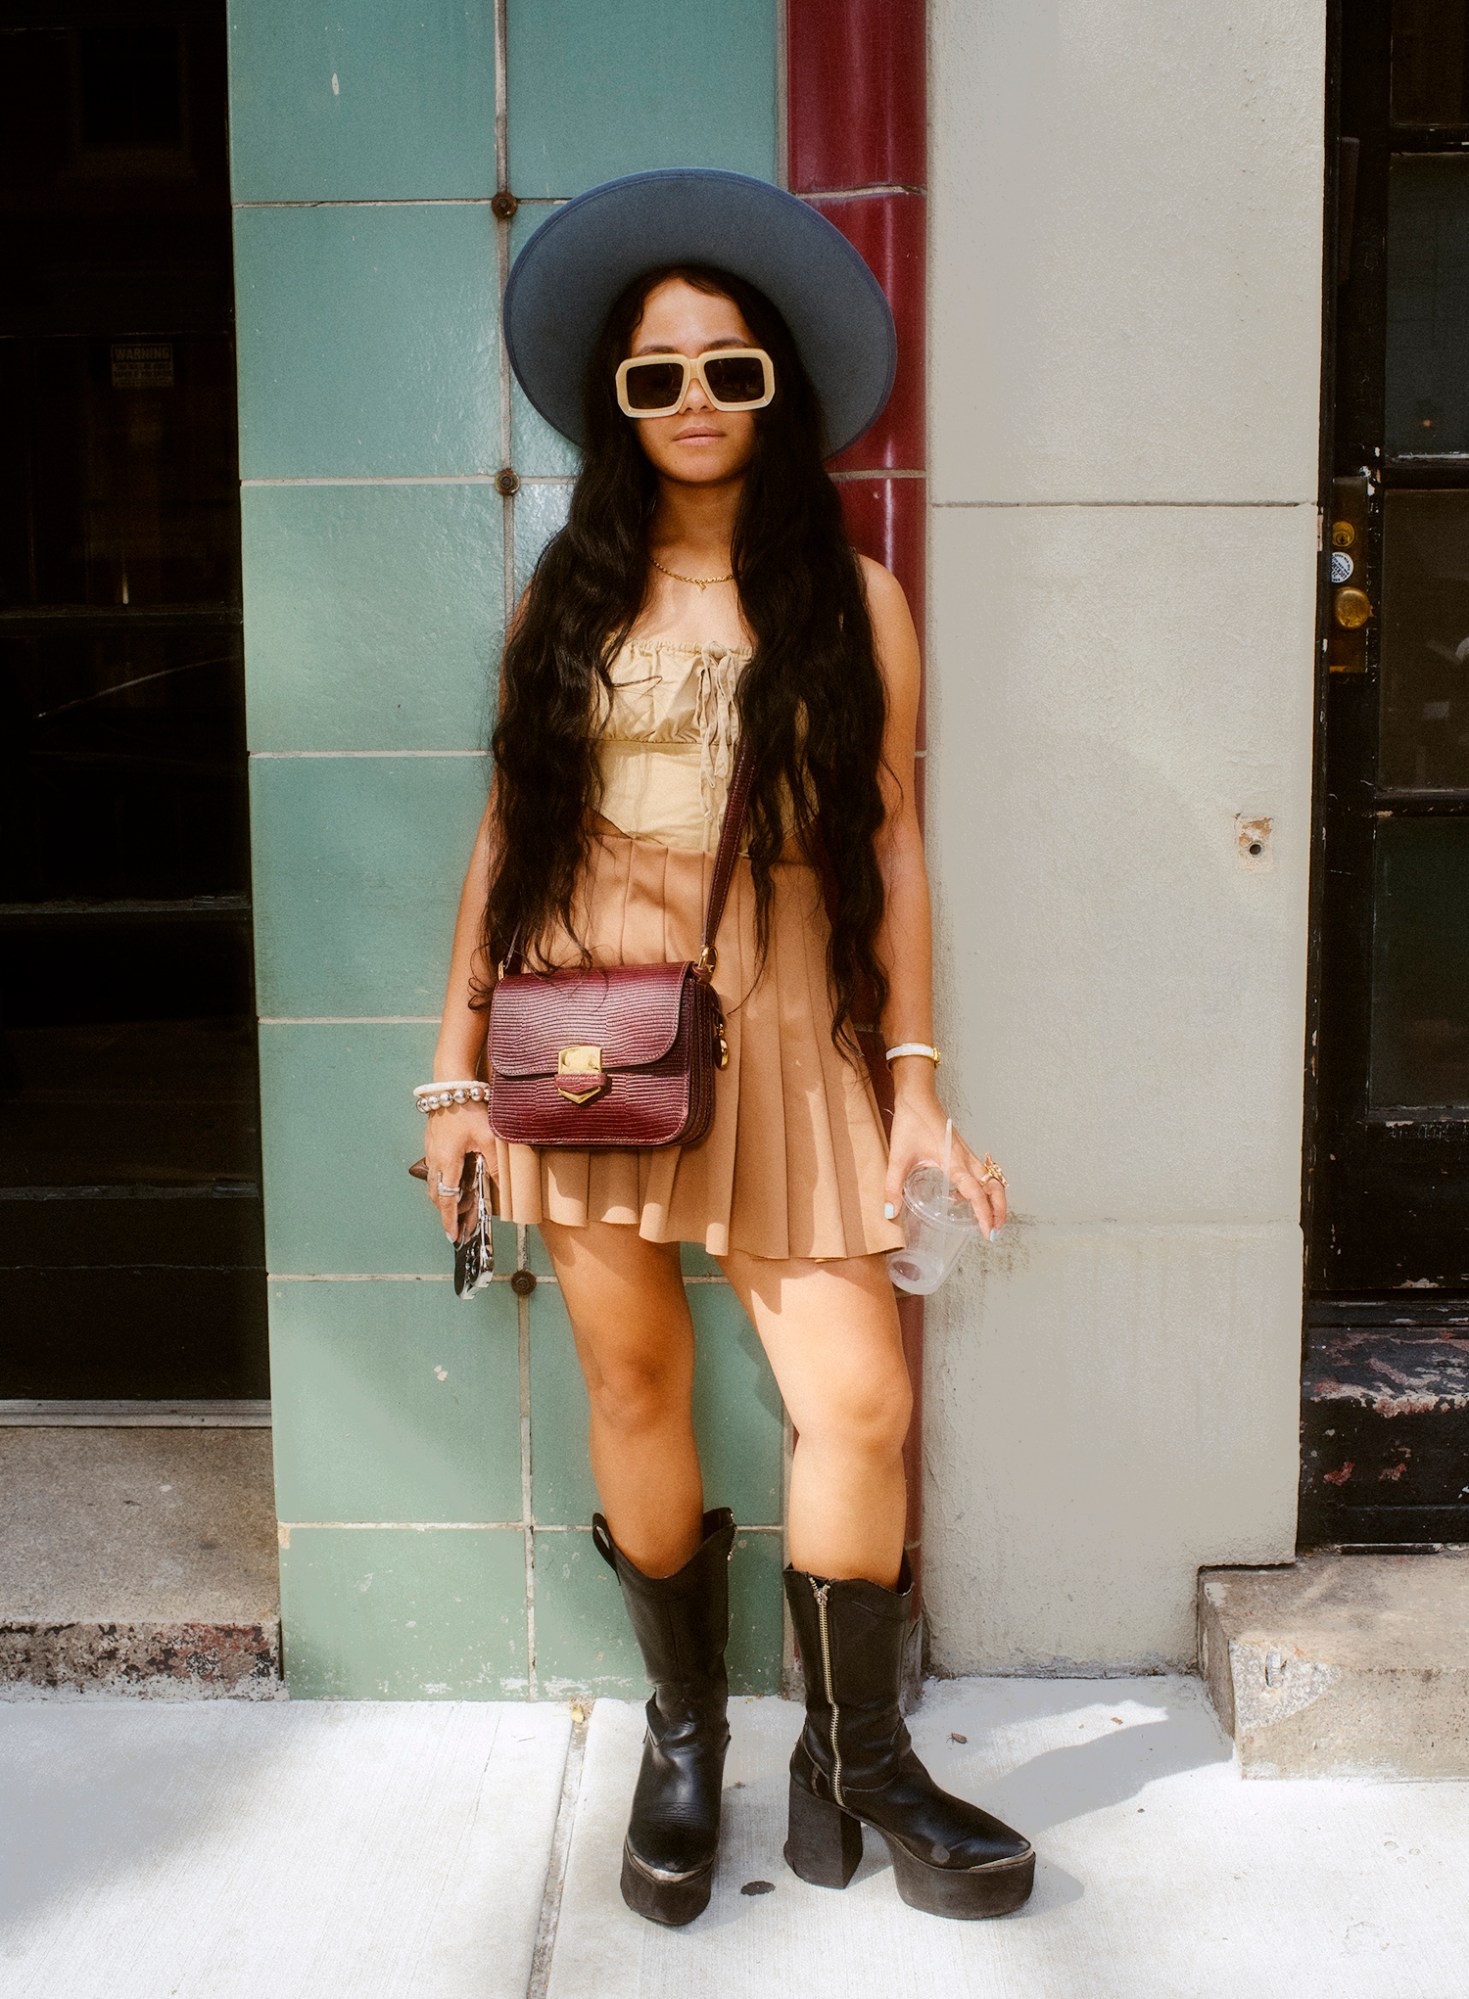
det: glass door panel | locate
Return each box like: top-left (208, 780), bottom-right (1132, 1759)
top-left (1386, 155), bottom-right (1469, 458)
top-left (1368, 818), bottom-right (1469, 1108)
top-left (1391, 0), bottom-right (1469, 127)
top-left (1378, 489), bottom-right (1469, 788)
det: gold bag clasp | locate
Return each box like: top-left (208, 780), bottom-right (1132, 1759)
top-left (556, 1045), bottom-right (605, 1104)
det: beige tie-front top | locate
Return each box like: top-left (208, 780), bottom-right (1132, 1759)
top-left (591, 637), bottom-right (755, 855)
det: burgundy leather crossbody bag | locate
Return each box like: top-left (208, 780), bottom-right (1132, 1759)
top-left (487, 740), bottom-right (755, 1150)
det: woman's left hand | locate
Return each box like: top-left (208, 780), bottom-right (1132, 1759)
top-left (883, 1087), bottom-right (1008, 1240)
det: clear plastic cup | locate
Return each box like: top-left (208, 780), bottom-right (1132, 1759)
top-left (885, 1162), bottom-right (982, 1295)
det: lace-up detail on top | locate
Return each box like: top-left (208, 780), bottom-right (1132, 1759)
top-left (593, 638), bottom-right (754, 854)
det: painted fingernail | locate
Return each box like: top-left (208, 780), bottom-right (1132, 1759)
top-left (883, 1203), bottom-right (896, 1220)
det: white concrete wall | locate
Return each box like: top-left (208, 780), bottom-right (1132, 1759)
top-left (924, 0), bottom-right (1326, 1670)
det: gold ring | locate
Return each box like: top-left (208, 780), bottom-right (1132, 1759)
top-left (977, 1154), bottom-right (1007, 1188)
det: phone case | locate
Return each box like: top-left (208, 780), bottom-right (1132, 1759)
top-left (453, 1153), bottom-right (495, 1298)
top-left (407, 1151), bottom-right (496, 1296)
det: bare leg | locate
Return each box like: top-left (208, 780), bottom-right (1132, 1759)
top-left (538, 1218), bottom-right (705, 1577)
top-left (717, 1249), bottom-right (912, 1585)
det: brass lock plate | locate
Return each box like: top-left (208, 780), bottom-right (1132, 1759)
top-left (556, 1045), bottom-right (605, 1104)
top-left (1328, 474), bottom-right (1372, 673)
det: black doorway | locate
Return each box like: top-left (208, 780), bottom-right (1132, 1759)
top-left (0, 3), bottom-right (267, 1401)
top-left (1303, 0), bottom-right (1469, 1544)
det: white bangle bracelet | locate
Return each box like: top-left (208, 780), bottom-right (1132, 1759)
top-left (885, 1042), bottom-right (941, 1068)
top-left (413, 1080), bottom-right (491, 1113)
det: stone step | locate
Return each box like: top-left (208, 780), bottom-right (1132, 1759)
top-left (0, 1425), bottom-right (282, 1698)
top-left (1197, 1550), bottom-right (1469, 1778)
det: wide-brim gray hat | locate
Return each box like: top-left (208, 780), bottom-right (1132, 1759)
top-left (503, 167), bottom-right (896, 459)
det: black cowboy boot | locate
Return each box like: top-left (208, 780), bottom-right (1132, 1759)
top-left (592, 1506), bottom-right (736, 1926)
top-left (782, 1558), bottom-right (1036, 1919)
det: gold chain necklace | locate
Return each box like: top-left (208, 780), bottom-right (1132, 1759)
top-left (649, 553), bottom-right (734, 592)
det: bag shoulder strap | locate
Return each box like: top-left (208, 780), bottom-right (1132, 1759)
top-left (698, 736), bottom-right (756, 972)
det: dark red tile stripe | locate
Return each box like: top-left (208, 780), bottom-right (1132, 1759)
top-left (788, 0), bottom-right (927, 192)
top-left (815, 194), bottom-right (925, 474)
top-left (836, 476), bottom-right (925, 743)
top-left (788, 0), bottom-right (929, 1584)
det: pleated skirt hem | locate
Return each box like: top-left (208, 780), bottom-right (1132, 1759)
top-left (490, 832), bottom-right (904, 1263)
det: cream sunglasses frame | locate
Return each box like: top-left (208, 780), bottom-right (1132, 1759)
top-left (614, 346), bottom-right (775, 420)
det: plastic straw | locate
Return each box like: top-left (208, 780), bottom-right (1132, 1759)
top-left (942, 1116), bottom-right (954, 1192)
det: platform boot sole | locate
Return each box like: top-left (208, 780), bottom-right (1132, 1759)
top-left (784, 1776), bottom-right (1035, 1918)
top-left (619, 1838), bottom-right (718, 1927)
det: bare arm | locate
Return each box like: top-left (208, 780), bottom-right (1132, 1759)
top-left (432, 792), bottom-right (498, 1082)
top-left (421, 590), bottom-right (525, 1235)
top-left (861, 556), bottom-right (1007, 1238)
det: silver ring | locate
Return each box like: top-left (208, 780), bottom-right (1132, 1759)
top-left (435, 1178), bottom-right (460, 1198)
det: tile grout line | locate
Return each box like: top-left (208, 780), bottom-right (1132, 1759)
top-left (494, 0), bottom-right (516, 610)
top-left (232, 194), bottom-right (571, 208)
top-left (774, 0), bottom-right (789, 191)
top-left (276, 1521), bottom-right (784, 1533)
top-left (281, 1522), bottom-right (523, 1533)
top-left (931, 497), bottom-right (1318, 510)
top-left (259, 1016), bottom-right (442, 1024)
top-left (518, 1249), bottom-right (538, 1696)
top-left (232, 197), bottom-right (568, 212)
top-left (524, 1705), bottom-right (589, 1999)
top-left (780, 1408), bottom-right (797, 1693)
top-left (239, 474), bottom-right (572, 486)
top-left (234, 197), bottom-right (501, 208)
top-left (803, 183), bottom-right (926, 200)
top-left (495, 0), bottom-right (535, 1696)
top-left (492, 0), bottom-right (509, 198)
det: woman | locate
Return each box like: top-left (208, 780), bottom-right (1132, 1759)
top-left (418, 169), bottom-right (1034, 1926)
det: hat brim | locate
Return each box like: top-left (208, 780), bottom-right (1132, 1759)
top-left (503, 168), bottom-right (896, 460)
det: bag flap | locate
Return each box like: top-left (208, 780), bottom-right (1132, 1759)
top-left (490, 961), bottom-right (694, 1078)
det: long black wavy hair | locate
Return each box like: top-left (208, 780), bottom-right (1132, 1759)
top-left (480, 261), bottom-right (892, 1058)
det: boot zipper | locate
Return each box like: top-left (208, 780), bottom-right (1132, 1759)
top-left (810, 1578), bottom-right (844, 1807)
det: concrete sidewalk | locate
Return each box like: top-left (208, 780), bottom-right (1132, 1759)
top-left (3, 1677), bottom-right (1467, 1999)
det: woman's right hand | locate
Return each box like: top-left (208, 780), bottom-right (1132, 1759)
top-left (422, 1102), bottom-right (495, 1240)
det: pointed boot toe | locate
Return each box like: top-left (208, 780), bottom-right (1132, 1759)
top-left (781, 1561), bottom-right (1038, 1921)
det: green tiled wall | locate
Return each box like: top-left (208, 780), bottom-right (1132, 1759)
top-left (250, 756), bottom-right (491, 1018)
top-left (268, 1279), bottom-right (523, 1523)
top-left (232, 204), bottom-right (501, 480)
top-left (279, 1525), bottom-right (529, 1698)
top-left (228, 0), bottom-right (497, 203)
top-left (241, 484), bottom-right (502, 752)
top-left (229, 0), bottom-right (785, 1699)
top-left (506, 0), bottom-right (778, 195)
top-left (256, 1023), bottom-right (519, 1278)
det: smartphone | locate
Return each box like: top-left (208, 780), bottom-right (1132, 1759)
top-left (407, 1151), bottom-right (496, 1297)
top-left (453, 1152), bottom-right (495, 1299)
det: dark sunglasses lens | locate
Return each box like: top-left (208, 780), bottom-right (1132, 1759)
top-left (704, 354), bottom-right (767, 404)
top-left (623, 360), bottom-right (685, 410)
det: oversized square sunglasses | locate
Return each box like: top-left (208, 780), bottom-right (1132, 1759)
top-left (614, 346), bottom-right (775, 419)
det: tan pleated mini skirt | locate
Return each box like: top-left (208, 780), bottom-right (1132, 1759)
top-left (490, 829), bottom-right (905, 1262)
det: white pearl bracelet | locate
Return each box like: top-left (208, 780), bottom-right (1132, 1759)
top-left (414, 1079), bottom-right (491, 1113)
top-left (885, 1042), bottom-right (941, 1068)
